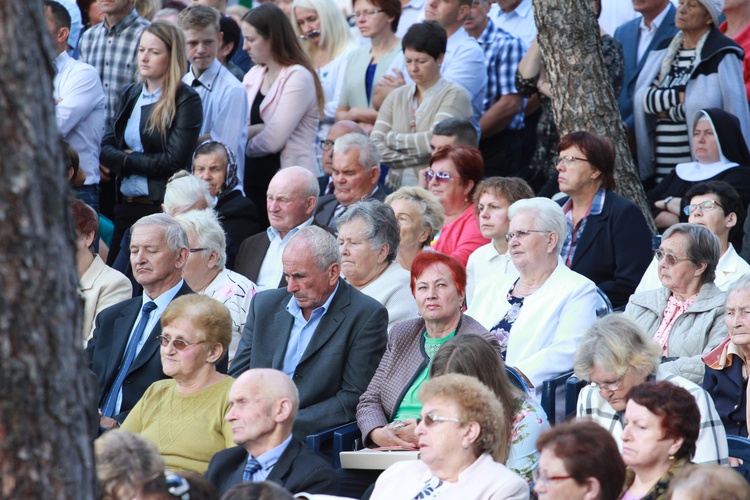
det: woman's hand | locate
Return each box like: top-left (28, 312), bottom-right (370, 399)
top-left (394, 419), bottom-right (419, 446)
top-left (248, 124), bottom-right (265, 139)
top-left (369, 425), bottom-right (418, 449)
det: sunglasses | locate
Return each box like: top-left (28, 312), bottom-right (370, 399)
top-left (416, 413), bottom-right (464, 427)
top-left (156, 335), bottom-right (206, 351)
top-left (424, 170), bottom-right (453, 182)
top-left (655, 250), bottom-right (692, 267)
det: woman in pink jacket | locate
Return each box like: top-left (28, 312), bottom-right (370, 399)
top-left (240, 3), bottom-right (324, 226)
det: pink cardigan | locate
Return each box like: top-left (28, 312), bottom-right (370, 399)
top-left (243, 64), bottom-right (320, 174)
top-left (432, 204), bottom-right (490, 267)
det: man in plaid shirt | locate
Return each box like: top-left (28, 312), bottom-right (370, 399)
top-left (79, 0), bottom-right (150, 128)
top-left (465, 0), bottom-right (526, 178)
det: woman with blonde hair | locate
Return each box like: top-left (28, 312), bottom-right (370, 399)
top-left (292, 0), bottom-right (357, 149)
top-left (101, 21), bottom-right (202, 266)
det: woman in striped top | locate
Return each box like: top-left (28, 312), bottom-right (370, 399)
top-left (634, 0), bottom-right (750, 188)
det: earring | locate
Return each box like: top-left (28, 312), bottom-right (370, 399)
top-left (668, 454), bottom-right (675, 461)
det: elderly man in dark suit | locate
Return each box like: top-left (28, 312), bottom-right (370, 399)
top-left (87, 213), bottom-right (191, 431)
top-left (205, 369), bottom-right (338, 496)
top-left (229, 226), bottom-right (389, 440)
top-left (233, 166), bottom-right (319, 291)
top-left (615, 0), bottom-right (677, 133)
top-left (314, 133), bottom-right (387, 232)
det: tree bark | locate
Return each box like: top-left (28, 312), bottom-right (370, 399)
top-left (534, 0), bottom-right (657, 233)
top-left (0, 1), bottom-right (99, 497)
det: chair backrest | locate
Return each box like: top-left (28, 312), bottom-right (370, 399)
top-left (595, 286), bottom-right (613, 318)
top-left (505, 365), bottom-right (530, 393)
top-left (727, 435), bottom-right (750, 482)
top-left (541, 370), bottom-right (574, 425)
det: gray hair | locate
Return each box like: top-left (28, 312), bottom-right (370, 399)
top-left (285, 165), bottom-right (321, 200)
top-left (336, 200), bottom-right (400, 263)
top-left (432, 118), bottom-right (478, 147)
top-left (574, 314), bottom-right (660, 381)
top-left (385, 186), bottom-right (445, 248)
top-left (163, 171), bottom-right (213, 216)
top-left (175, 209), bottom-right (227, 269)
top-left (95, 429), bottom-right (165, 500)
top-left (727, 275), bottom-right (750, 297)
top-left (333, 133), bottom-right (380, 170)
top-left (508, 197), bottom-right (567, 255)
top-left (131, 213), bottom-right (189, 254)
top-left (663, 223), bottom-right (720, 285)
top-left (288, 226), bottom-right (340, 270)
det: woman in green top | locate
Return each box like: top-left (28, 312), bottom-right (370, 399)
top-left (356, 251), bottom-right (500, 449)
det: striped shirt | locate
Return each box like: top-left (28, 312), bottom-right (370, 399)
top-left (643, 48), bottom-right (696, 181)
top-left (561, 188), bottom-right (606, 267)
top-left (79, 9), bottom-right (150, 126)
top-left (576, 368), bottom-right (728, 465)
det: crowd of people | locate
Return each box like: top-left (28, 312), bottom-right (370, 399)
top-left (46, 0), bottom-right (750, 498)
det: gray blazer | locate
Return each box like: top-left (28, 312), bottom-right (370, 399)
top-left (229, 278), bottom-right (389, 439)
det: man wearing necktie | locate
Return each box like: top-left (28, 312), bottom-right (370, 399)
top-left (205, 369), bottom-right (338, 496)
top-left (86, 213), bottom-right (192, 431)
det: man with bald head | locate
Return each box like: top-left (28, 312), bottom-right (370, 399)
top-left (205, 369), bottom-right (338, 496)
top-left (234, 166), bottom-right (319, 290)
top-left (319, 120), bottom-right (367, 196)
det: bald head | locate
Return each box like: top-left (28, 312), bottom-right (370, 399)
top-left (322, 121), bottom-right (368, 175)
top-left (266, 166), bottom-right (319, 237)
top-left (226, 369), bottom-right (299, 455)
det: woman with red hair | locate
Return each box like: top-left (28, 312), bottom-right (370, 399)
top-left (424, 145), bottom-right (489, 266)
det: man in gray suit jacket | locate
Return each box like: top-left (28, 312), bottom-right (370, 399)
top-left (615, 0), bottom-right (677, 132)
top-left (314, 133), bottom-right (387, 231)
top-left (229, 226), bottom-right (389, 440)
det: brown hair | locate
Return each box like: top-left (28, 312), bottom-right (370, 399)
top-left (71, 198), bottom-right (99, 238)
top-left (429, 144), bottom-right (484, 198)
top-left (472, 177), bottom-right (534, 217)
top-left (160, 294), bottom-right (232, 359)
top-left (365, 0), bottom-right (401, 32)
top-left (557, 131), bottom-right (616, 190)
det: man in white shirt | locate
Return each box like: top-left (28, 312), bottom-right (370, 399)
top-left (490, 0), bottom-right (536, 47)
top-left (179, 5), bottom-right (249, 187)
top-left (234, 167), bottom-right (319, 290)
top-left (46, 0), bottom-right (106, 211)
top-left (397, 0), bottom-right (428, 37)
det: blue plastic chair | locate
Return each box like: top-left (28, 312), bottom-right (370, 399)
top-left (541, 370), bottom-right (578, 425)
top-left (727, 435), bottom-right (750, 482)
top-left (306, 421), bottom-right (359, 468)
top-left (595, 286), bottom-right (613, 318)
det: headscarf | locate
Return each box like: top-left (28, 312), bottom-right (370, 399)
top-left (191, 140), bottom-right (240, 201)
top-left (676, 108), bottom-right (750, 181)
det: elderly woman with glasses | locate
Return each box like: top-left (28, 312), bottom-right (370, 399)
top-left (554, 131), bottom-right (652, 309)
top-left (575, 314), bottom-right (728, 465)
top-left (424, 145), bottom-right (489, 267)
top-left (122, 295), bottom-right (235, 473)
top-left (369, 374), bottom-right (529, 500)
top-left (625, 223), bottom-right (727, 384)
top-left (533, 421), bottom-right (625, 500)
top-left (336, 200), bottom-right (418, 331)
top-left (175, 209), bottom-right (257, 363)
top-left (467, 197), bottom-right (598, 396)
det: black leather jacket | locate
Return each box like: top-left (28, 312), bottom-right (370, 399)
top-left (100, 82), bottom-right (203, 202)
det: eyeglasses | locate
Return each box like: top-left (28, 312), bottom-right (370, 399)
top-left (189, 248), bottom-right (207, 253)
top-left (424, 170), bottom-right (453, 183)
top-left (683, 200), bottom-right (724, 216)
top-left (165, 473), bottom-right (190, 500)
top-left (556, 155), bottom-right (589, 167)
top-left (655, 250), bottom-right (692, 267)
top-left (156, 335), bottom-right (206, 351)
top-left (416, 413), bottom-right (464, 427)
top-left (533, 469), bottom-right (573, 487)
top-left (590, 372), bottom-right (626, 392)
top-left (320, 139), bottom-right (335, 151)
top-left (347, 9), bottom-right (383, 22)
top-left (504, 229), bottom-right (550, 242)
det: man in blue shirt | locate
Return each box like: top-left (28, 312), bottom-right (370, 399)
top-left (205, 369), bottom-right (339, 496)
top-left (230, 226), bottom-right (388, 439)
top-left (465, 0), bottom-right (525, 177)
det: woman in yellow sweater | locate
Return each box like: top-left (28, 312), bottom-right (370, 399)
top-left (122, 295), bottom-right (234, 473)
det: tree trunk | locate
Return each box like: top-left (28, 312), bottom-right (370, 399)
top-left (534, 0), bottom-right (657, 233)
top-left (0, 1), bottom-right (99, 497)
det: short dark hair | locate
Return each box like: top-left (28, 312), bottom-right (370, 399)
top-left (368, 0), bottom-right (402, 33)
top-left (685, 180), bottom-right (745, 244)
top-left (432, 118), bottom-right (478, 147)
top-left (429, 144), bottom-right (484, 198)
top-left (219, 15), bottom-right (241, 61)
top-left (536, 421), bottom-right (626, 500)
top-left (558, 131), bottom-right (616, 190)
top-left (626, 381), bottom-right (700, 461)
top-left (473, 177), bottom-right (534, 215)
top-left (61, 137), bottom-right (80, 185)
top-left (402, 21), bottom-right (446, 61)
top-left (45, 0), bottom-right (72, 30)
